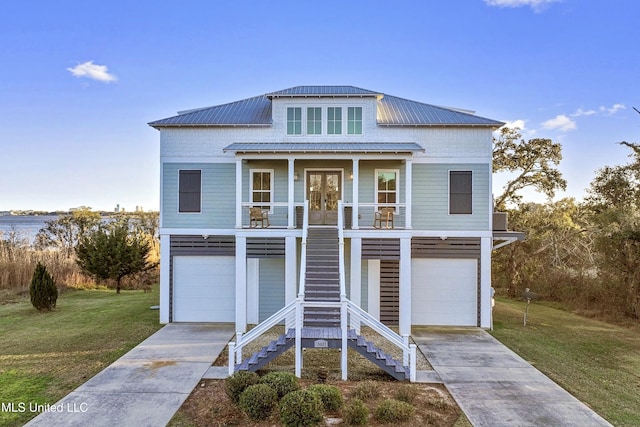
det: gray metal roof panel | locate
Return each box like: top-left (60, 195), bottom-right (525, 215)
top-left (148, 95), bottom-right (272, 126)
top-left (267, 86), bottom-right (381, 97)
top-left (223, 142), bottom-right (425, 153)
top-left (377, 95), bottom-right (504, 126)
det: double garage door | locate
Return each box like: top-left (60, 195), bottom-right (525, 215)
top-left (411, 258), bottom-right (478, 326)
top-left (173, 256), bottom-right (235, 322)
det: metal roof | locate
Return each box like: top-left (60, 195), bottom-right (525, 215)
top-left (266, 85), bottom-right (382, 97)
top-left (223, 142), bottom-right (425, 153)
top-left (149, 86), bottom-right (503, 128)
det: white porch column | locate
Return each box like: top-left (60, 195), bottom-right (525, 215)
top-left (288, 158), bottom-right (295, 228)
top-left (235, 159), bottom-right (243, 228)
top-left (404, 158), bottom-right (412, 229)
top-left (285, 235), bottom-right (297, 329)
top-left (350, 237), bottom-right (362, 332)
top-left (159, 233), bottom-right (170, 324)
top-left (399, 237), bottom-right (412, 336)
top-left (235, 236), bottom-right (247, 334)
top-left (480, 237), bottom-right (492, 328)
top-left (352, 158), bottom-right (359, 229)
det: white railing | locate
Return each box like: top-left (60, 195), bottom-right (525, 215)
top-left (337, 201), bottom-right (347, 299)
top-left (297, 200), bottom-right (309, 298)
top-left (343, 202), bottom-right (407, 229)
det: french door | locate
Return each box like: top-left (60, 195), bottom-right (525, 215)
top-left (307, 171), bottom-right (341, 225)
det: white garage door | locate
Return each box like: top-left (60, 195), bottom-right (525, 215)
top-left (411, 258), bottom-right (477, 326)
top-left (173, 256), bottom-right (235, 322)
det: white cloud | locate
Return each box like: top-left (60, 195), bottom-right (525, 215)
top-left (503, 119), bottom-right (527, 130)
top-left (67, 61), bottom-right (117, 83)
top-left (570, 108), bottom-right (597, 117)
top-left (484, 0), bottom-right (560, 12)
top-left (542, 114), bottom-right (576, 132)
top-left (599, 103), bottom-right (626, 115)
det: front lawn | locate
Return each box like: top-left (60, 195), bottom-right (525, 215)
top-left (491, 297), bottom-right (640, 426)
top-left (0, 287), bottom-right (161, 427)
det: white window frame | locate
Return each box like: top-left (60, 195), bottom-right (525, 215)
top-left (375, 169), bottom-right (400, 212)
top-left (347, 106), bottom-right (363, 135)
top-left (286, 107), bottom-right (302, 135)
top-left (250, 169), bottom-right (275, 214)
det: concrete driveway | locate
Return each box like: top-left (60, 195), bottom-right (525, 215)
top-left (24, 323), bottom-right (234, 427)
top-left (412, 327), bottom-right (612, 427)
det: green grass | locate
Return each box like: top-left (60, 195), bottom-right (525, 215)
top-left (491, 297), bottom-right (640, 427)
top-left (0, 287), bottom-right (161, 427)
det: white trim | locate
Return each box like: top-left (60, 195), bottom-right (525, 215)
top-left (352, 159), bottom-right (359, 229)
top-left (235, 160), bottom-right (243, 228)
top-left (286, 106), bottom-right (302, 135)
top-left (404, 159), bottom-right (412, 229)
top-left (367, 259), bottom-right (381, 320)
top-left (249, 168), bottom-right (275, 214)
top-left (399, 238), bottom-right (411, 336)
top-left (412, 157), bottom-right (491, 164)
top-left (235, 236), bottom-right (247, 333)
top-left (448, 169), bottom-right (473, 215)
top-left (177, 169), bottom-right (203, 214)
top-left (374, 169), bottom-right (400, 213)
top-left (480, 237), bottom-right (492, 328)
top-left (159, 234), bottom-right (170, 324)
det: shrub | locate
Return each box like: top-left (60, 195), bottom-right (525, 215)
top-left (374, 399), bottom-right (415, 423)
top-left (395, 384), bottom-right (419, 404)
top-left (343, 398), bottom-right (369, 425)
top-left (259, 371), bottom-right (299, 399)
top-left (29, 262), bottom-right (58, 311)
top-left (238, 383), bottom-right (278, 421)
top-left (279, 389), bottom-right (323, 427)
top-left (224, 370), bottom-right (259, 404)
top-left (307, 384), bottom-right (344, 412)
top-left (351, 380), bottom-right (380, 401)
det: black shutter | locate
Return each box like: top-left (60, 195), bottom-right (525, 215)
top-left (450, 171), bottom-right (472, 214)
top-left (179, 170), bottom-right (201, 213)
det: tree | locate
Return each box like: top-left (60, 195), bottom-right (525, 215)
top-left (30, 262), bottom-right (58, 311)
top-left (75, 218), bottom-right (154, 293)
top-left (35, 207), bottom-right (101, 257)
top-left (493, 127), bottom-right (567, 209)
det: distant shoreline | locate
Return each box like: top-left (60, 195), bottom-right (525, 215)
top-left (0, 210), bottom-right (158, 217)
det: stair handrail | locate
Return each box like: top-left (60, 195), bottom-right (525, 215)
top-left (229, 298), bottom-right (298, 375)
top-left (337, 200), bottom-right (347, 299)
top-left (297, 199), bottom-right (309, 298)
top-left (346, 299), bottom-right (417, 381)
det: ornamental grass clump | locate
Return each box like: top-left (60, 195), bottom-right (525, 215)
top-left (307, 384), bottom-right (344, 412)
top-left (238, 383), bottom-right (278, 421)
top-left (224, 370), bottom-right (259, 404)
top-left (29, 262), bottom-right (58, 311)
top-left (279, 389), bottom-right (323, 427)
top-left (342, 398), bottom-right (369, 425)
top-left (259, 371), bottom-right (300, 399)
top-left (374, 398), bottom-right (415, 423)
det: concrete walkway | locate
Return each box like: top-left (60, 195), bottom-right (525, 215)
top-left (24, 323), bottom-right (235, 427)
top-left (412, 327), bottom-right (612, 427)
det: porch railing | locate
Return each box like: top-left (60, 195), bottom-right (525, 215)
top-left (343, 203), bottom-right (407, 229)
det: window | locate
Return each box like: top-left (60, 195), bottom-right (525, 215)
top-left (179, 170), bottom-right (201, 213)
top-left (307, 107), bottom-right (321, 135)
top-left (287, 107), bottom-right (301, 135)
top-left (450, 171), bottom-right (472, 214)
top-left (376, 170), bottom-right (398, 211)
top-left (251, 170), bottom-right (273, 212)
top-left (327, 107), bottom-right (342, 134)
top-left (347, 107), bottom-right (362, 134)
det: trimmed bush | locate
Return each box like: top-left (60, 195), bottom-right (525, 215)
top-left (307, 384), bottom-right (344, 411)
top-left (374, 399), bottom-right (415, 423)
top-left (29, 262), bottom-right (58, 311)
top-left (279, 389), bottom-right (323, 427)
top-left (238, 383), bottom-right (278, 421)
top-left (343, 398), bottom-right (369, 425)
top-left (259, 371), bottom-right (299, 399)
top-left (224, 370), bottom-right (259, 404)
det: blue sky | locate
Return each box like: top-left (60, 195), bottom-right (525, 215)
top-left (1, 0), bottom-right (638, 211)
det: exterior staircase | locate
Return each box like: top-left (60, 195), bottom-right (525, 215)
top-left (235, 327), bottom-right (411, 381)
top-left (303, 227), bottom-right (341, 327)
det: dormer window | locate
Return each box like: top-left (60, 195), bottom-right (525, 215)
top-left (307, 107), bottom-right (321, 135)
top-left (327, 107), bottom-right (342, 134)
top-left (287, 107), bottom-right (302, 135)
top-left (347, 107), bottom-right (362, 134)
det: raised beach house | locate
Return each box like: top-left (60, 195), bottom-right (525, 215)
top-left (149, 86), bottom-right (521, 380)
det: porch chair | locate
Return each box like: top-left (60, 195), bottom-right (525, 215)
top-left (373, 207), bottom-right (395, 229)
top-left (249, 207), bottom-right (270, 228)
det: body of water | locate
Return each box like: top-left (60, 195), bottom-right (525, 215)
top-left (0, 215), bottom-right (58, 243)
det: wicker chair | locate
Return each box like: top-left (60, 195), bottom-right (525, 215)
top-left (249, 207), bottom-right (270, 228)
top-left (373, 207), bottom-right (395, 229)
